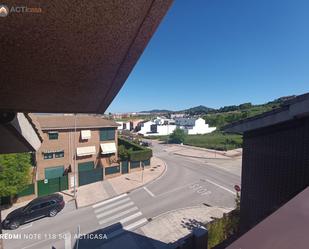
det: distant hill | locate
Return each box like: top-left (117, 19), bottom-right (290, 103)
top-left (138, 95), bottom-right (297, 127)
top-left (203, 95), bottom-right (296, 129)
top-left (139, 109), bottom-right (172, 113)
top-left (180, 105), bottom-right (215, 115)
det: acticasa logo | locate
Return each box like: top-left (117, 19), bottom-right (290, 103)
top-left (0, 4), bottom-right (9, 17)
top-left (0, 4), bottom-right (42, 17)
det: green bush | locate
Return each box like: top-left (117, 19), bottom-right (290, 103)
top-left (169, 128), bottom-right (186, 144)
top-left (206, 210), bottom-right (240, 248)
top-left (0, 153), bottom-right (32, 197)
top-left (118, 138), bottom-right (152, 161)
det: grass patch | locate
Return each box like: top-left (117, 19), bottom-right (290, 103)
top-left (183, 132), bottom-right (242, 151)
top-left (147, 132), bottom-right (242, 151)
top-left (206, 210), bottom-right (240, 248)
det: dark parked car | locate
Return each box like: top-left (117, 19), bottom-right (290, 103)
top-left (2, 193), bottom-right (65, 230)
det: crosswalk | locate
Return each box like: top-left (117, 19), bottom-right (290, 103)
top-left (92, 193), bottom-right (148, 237)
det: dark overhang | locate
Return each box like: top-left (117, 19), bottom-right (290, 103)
top-left (0, 113), bottom-right (42, 153)
top-left (224, 93), bottom-right (309, 133)
top-left (227, 187), bottom-right (309, 249)
top-left (0, 0), bottom-right (173, 113)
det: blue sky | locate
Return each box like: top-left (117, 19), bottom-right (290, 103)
top-left (107, 0), bottom-right (309, 113)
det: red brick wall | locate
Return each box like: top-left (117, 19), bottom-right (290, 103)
top-left (36, 128), bottom-right (118, 181)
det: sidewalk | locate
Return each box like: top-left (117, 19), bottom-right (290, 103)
top-left (139, 205), bottom-right (231, 248)
top-left (100, 205), bottom-right (231, 249)
top-left (76, 157), bottom-right (166, 207)
top-left (164, 144), bottom-right (242, 159)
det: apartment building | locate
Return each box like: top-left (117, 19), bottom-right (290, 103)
top-left (35, 115), bottom-right (120, 188)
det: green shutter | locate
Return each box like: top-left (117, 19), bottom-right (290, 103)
top-left (44, 166), bottom-right (64, 179)
top-left (78, 161), bottom-right (95, 172)
top-left (107, 129), bottom-right (115, 140)
top-left (130, 161), bottom-right (140, 169)
top-left (100, 128), bottom-right (115, 141)
top-left (105, 166), bottom-right (120, 175)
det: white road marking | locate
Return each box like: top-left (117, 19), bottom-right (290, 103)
top-left (120, 212), bottom-right (142, 224)
top-left (206, 179), bottom-right (236, 195)
top-left (96, 202), bottom-right (134, 219)
top-left (94, 198), bottom-right (130, 213)
top-left (21, 223), bottom-right (33, 230)
top-left (143, 186), bottom-right (155, 197)
top-left (92, 193), bottom-right (127, 208)
top-left (123, 218), bottom-right (148, 231)
top-left (98, 207), bottom-right (138, 225)
top-left (64, 232), bottom-right (71, 249)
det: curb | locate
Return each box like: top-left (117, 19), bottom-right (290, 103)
top-left (173, 152), bottom-right (232, 160)
top-left (76, 157), bottom-right (168, 209)
top-left (144, 205), bottom-right (232, 225)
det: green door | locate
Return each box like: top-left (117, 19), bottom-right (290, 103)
top-left (78, 162), bottom-right (94, 172)
top-left (121, 161), bottom-right (129, 174)
top-left (45, 166), bottom-right (64, 179)
top-left (78, 161), bottom-right (103, 186)
top-left (37, 176), bottom-right (68, 197)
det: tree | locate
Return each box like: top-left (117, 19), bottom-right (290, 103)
top-left (118, 145), bottom-right (129, 160)
top-left (0, 153), bottom-right (32, 197)
top-left (169, 128), bottom-right (186, 144)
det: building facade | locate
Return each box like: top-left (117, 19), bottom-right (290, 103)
top-left (35, 115), bottom-right (120, 187)
top-left (225, 93), bottom-right (309, 235)
top-left (175, 117), bottom-right (216, 135)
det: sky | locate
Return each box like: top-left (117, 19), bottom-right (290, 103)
top-left (107, 0), bottom-right (309, 113)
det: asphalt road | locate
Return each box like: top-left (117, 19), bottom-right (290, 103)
top-left (3, 142), bottom-right (241, 249)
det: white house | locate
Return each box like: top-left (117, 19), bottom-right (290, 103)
top-left (137, 120), bottom-right (155, 135)
top-left (175, 117), bottom-right (216, 135)
top-left (116, 121), bottom-right (131, 130)
top-left (137, 117), bottom-right (176, 136)
top-left (145, 124), bottom-right (176, 137)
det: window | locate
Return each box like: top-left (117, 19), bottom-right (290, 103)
top-left (43, 153), bottom-right (54, 160)
top-left (30, 204), bottom-right (42, 211)
top-left (55, 151), bottom-right (64, 158)
top-left (100, 128), bottom-right (115, 141)
top-left (81, 130), bottom-right (91, 140)
top-left (40, 202), bottom-right (51, 208)
top-left (48, 132), bottom-right (59, 140)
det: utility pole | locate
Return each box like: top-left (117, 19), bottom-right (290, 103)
top-left (141, 162), bottom-right (144, 183)
top-left (73, 114), bottom-right (77, 199)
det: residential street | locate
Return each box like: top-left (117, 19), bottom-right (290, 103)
top-left (3, 141), bottom-right (241, 249)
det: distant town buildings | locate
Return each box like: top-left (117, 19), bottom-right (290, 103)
top-left (175, 117), bottom-right (216, 135)
top-left (135, 117), bottom-right (216, 136)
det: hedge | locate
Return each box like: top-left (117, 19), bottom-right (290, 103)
top-left (118, 138), bottom-right (153, 161)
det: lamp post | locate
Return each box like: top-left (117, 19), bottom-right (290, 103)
top-left (141, 162), bottom-right (144, 183)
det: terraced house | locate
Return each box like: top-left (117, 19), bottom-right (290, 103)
top-left (34, 114), bottom-right (121, 195)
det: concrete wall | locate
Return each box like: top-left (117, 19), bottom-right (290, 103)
top-left (240, 116), bottom-right (309, 232)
